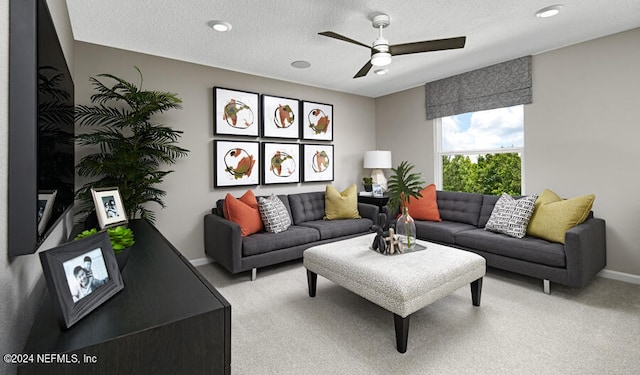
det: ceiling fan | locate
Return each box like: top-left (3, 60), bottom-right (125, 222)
top-left (319, 14), bottom-right (466, 78)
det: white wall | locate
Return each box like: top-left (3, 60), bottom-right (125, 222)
top-left (375, 28), bottom-right (640, 278)
top-left (1, 1), bottom-right (75, 374)
top-left (73, 42), bottom-right (377, 262)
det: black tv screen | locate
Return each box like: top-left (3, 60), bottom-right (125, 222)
top-left (8, 0), bottom-right (75, 256)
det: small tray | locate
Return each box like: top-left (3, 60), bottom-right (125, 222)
top-left (371, 243), bottom-right (427, 255)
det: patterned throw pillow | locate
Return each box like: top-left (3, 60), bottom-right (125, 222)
top-left (485, 193), bottom-right (538, 238)
top-left (258, 194), bottom-right (292, 233)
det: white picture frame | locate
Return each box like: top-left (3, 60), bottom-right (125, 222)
top-left (301, 101), bottom-right (333, 141)
top-left (91, 187), bottom-right (128, 229)
top-left (38, 190), bottom-right (57, 235)
top-left (262, 142), bottom-right (300, 184)
top-left (214, 87), bottom-right (260, 137)
top-left (261, 94), bottom-right (300, 139)
top-left (372, 184), bottom-right (383, 197)
top-left (214, 140), bottom-right (261, 187)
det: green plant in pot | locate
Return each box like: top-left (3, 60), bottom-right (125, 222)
top-left (75, 67), bottom-right (189, 225)
top-left (75, 226), bottom-right (135, 270)
top-left (387, 161), bottom-right (425, 251)
top-left (362, 176), bottom-right (373, 192)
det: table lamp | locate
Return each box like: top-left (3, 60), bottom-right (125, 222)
top-left (364, 150), bottom-right (392, 191)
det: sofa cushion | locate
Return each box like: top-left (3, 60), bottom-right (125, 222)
top-left (485, 193), bottom-right (537, 238)
top-left (436, 191), bottom-right (483, 226)
top-left (455, 229), bottom-right (566, 267)
top-left (299, 218), bottom-right (373, 240)
top-left (324, 184), bottom-right (361, 220)
top-left (414, 220), bottom-right (477, 244)
top-left (406, 184), bottom-right (441, 222)
top-left (527, 189), bottom-right (595, 244)
top-left (478, 194), bottom-right (500, 228)
top-left (224, 192), bottom-right (264, 236)
top-left (258, 194), bottom-right (292, 233)
top-left (288, 192), bottom-right (326, 224)
top-left (241, 225), bottom-right (321, 257)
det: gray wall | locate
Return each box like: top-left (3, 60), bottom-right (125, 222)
top-left (0, 1), bottom-right (75, 374)
top-left (375, 28), bottom-right (640, 278)
top-left (73, 42), bottom-right (377, 262)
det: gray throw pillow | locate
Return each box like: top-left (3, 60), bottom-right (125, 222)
top-left (485, 193), bottom-right (538, 238)
top-left (258, 194), bottom-right (292, 233)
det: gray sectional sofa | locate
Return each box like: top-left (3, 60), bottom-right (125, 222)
top-left (391, 190), bottom-right (607, 293)
top-left (204, 191), bottom-right (379, 280)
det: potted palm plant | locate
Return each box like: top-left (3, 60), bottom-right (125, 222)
top-left (75, 67), bottom-right (189, 225)
top-left (387, 161), bottom-right (425, 251)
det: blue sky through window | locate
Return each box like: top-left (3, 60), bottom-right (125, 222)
top-left (441, 105), bottom-right (524, 152)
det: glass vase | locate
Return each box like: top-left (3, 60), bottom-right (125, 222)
top-left (396, 206), bottom-right (417, 251)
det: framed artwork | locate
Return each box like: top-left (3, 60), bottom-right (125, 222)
top-left (214, 140), bottom-right (260, 187)
top-left (302, 144), bottom-right (334, 182)
top-left (372, 184), bottom-right (383, 197)
top-left (39, 232), bottom-right (124, 329)
top-left (262, 142), bottom-right (300, 185)
top-left (214, 87), bottom-right (260, 137)
top-left (301, 101), bottom-right (333, 141)
top-left (91, 187), bottom-right (128, 229)
top-left (37, 190), bottom-right (57, 235)
top-left (261, 94), bottom-right (300, 139)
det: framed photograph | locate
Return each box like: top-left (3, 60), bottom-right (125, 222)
top-left (91, 187), bottom-right (128, 229)
top-left (262, 142), bottom-right (300, 185)
top-left (372, 184), bottom-right (383, 197)
top-left (214, 140), bottom-right (260, 187)
top-left (301, 101), bottom-right (333, 141)
top-left (39, 232), bottom-right (124, 329)
top-left (261, 94), bottom-right (300, 139)
top-left (37, 190), bottom-right (57, 235)
top-left (214, 87), bottom-right (260, 137)
top-left (302, 144), bottom-right (334, 182)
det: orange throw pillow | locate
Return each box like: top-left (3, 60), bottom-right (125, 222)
top-left (405, 184), bottom-right (442, 222)
top-left (224, 190), bottom-right (264, 236)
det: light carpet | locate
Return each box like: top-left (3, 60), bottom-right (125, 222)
top-left (197, 260), bottom-right (640, 374)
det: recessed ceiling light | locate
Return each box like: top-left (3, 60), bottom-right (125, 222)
top-left (374, 68), bottom-right (388, 75)
top-left (210, 21), bottom-right (232, 32)
top-left (536, 4), bottom-right (563, 18)
top-left (291, 60), bottom-right (311, 69)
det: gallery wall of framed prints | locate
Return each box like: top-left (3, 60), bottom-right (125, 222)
top-left (212, 86), bottom-right (334, 187)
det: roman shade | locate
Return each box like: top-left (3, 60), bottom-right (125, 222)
top-left (425, 56), bottom-right (532, 119)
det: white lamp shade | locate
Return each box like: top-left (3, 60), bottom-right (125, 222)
top-left (363, 151), bottom-right (392, 169)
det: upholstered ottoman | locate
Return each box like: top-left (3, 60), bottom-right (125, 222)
top-left (303, 234), bottom-right (486, 353)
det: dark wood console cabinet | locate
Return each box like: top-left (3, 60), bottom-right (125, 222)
top-left (19, 220), bottom-right (231, 375)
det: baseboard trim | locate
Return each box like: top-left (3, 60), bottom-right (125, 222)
top-left (599, 269), bottom-right (640, 285)
top-left (190, 256), bottom-right (214, 267)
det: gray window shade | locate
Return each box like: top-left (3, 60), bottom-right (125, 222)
top-left (425, 56), bottom-right (532, 120)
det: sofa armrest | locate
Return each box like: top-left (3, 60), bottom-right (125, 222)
top-left (204, 213), bottom-right (243, 274)
top-left (358, 202), bottom-right (379, 223)
top-left (564, 217), bottom-right (607, 288)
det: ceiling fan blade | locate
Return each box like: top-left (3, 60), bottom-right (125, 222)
top-left (318, 31), bottom-right (370, 49)
top-left (353, 61), bottom-right (373, 79)
top-left (390, 36), bottom-right (466, 56)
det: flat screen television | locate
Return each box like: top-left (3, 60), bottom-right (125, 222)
top-left (8, 0), bottom-right (75, 256)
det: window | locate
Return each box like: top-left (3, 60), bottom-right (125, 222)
top-left (434, 105), bottom-right (524, 195)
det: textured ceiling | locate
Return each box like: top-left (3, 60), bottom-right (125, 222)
top-left (66, 0), bottom-right (640, 98)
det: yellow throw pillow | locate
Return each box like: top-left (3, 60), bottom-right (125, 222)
top-left (324, 184), bottom-right (361, 220)
top-left (527, 189), bottom-right (595, 244)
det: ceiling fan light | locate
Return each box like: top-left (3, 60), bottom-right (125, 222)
top-left (374, 68), bottom-right (388, 75)
top-left (371, 52), bottom-right (391, 67)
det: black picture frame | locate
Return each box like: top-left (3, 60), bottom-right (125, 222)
top-left (262, 142), bottom-right (301, 185)
top-left (39, 232), bottom-right (124, 329)
top-left (261, 94), bottom-right (300, 139)
top-left (213, 86), bottom-right (260, 137)
top-left (301, 100), bottom-right (333, 141)
top-left (214, 140), bottom-right (261, 187)
top-left (302, 143), bottom-right (334, 182)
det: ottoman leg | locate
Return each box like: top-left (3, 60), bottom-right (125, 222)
top-left (393, 314), bottom-right (410, 353)
top-left (471, 277), bottom-right (483, 306)
top-left (307, 270), bottom-right (317, 297)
